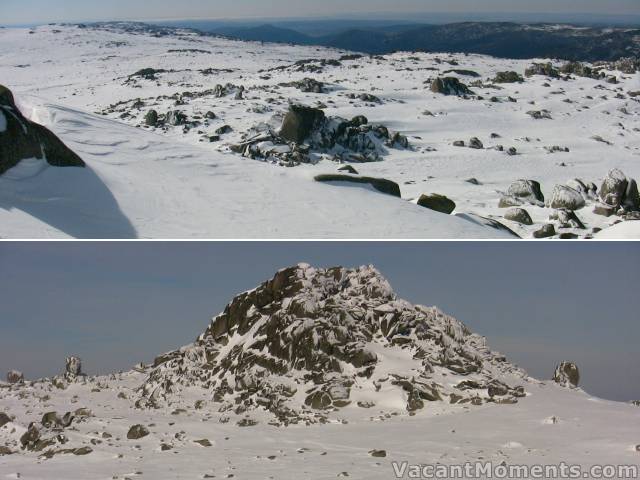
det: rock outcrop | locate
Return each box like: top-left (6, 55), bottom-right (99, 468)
top-left (136, 265), bottom-right (527, 425)
top-left (0, 85), bottom-right (85, 176)
top-left (64, 356), bottom-right (83, 381)
top-left (553, 362), bottom-right (580, 388)
top-left (6, 370), bottom-right (24, 384)
top-left (232, 105), bottom-right (409, 166)
top-left (430, 77), bottom-right (473, 96)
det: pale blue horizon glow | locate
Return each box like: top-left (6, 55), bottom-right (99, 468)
top-left (1, 0), bottom-right (639, 25)
top-left (0, 242), bottom-right (638, 402)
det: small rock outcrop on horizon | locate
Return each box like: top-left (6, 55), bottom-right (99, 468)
top-left (64, 356), bottom-right (83, 381)
top-left (553, 361), bottom-right (580, 388)
top-left (136, 264), bottom-right (527, 425)
top-left (6, 370), bottom-right (24, 384)
top-left (0, 85), bottom-right (85, 176)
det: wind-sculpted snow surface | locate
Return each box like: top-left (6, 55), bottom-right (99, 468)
top-left (138, 264), bottom-right (527, 425)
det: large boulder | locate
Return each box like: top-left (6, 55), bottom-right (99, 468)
top-left (506, 180), bottom-right (545, 206)
top-left (547, 185), bottom-right (585, 210)
top-left (144, 109), bottom-right (158, 126)
top-left (6, 370), bottom-right (24, 384)
top-left (553, 362), bottom-right (580, 388)
top-left (280, 105), bottom-right (326, 144)
top-left (127, 424), bottom-right (150, 440)
top-left (600, 169), bottom-right (639, 211)
top-left (417, 194), bottom-right (456, 214)
top-left (0, 412), bottom-right (11, 428)
top-left (504, 208), bottom-right (533, 225)
top-left (430, 77), bottom-right (472, 96)
top-left (0, 84), bottom-right (85, 176)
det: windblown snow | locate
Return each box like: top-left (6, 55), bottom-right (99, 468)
top-left (1, 264), bottom-right (639, 479)
top-left (1, 23), bottom-right (639, 238)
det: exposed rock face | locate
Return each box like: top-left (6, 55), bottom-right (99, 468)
top-left (0, 84), bottom-right (85, 175)
top-left (64, 356), bottom-right (82, 381)
top-left (279, 105), bottom-right (326, 144)
top-left (137, 264), bottom-right (527, 425)
top-left (430, 77), bottom-right (472, 96)
top-left (553, 362), bottom-right (580, 388)
top-left (6, 370), bottom-right (24, 384)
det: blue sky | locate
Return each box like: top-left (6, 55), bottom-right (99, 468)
top-left (2, 0), bottom-right (639, 25)
top-left (0, 242), bottom-right (638, 402)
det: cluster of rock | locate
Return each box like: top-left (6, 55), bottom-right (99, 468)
top-left (0, 85), bottom-right (85, 176)
top-left (498, 170), bottom-right (639, 238)
top-left (279, 78), bottom-right (325, 93)
top-left (453, 136), bottom-right (517, 155)
top-left (18, 407), bottom-right (93, 457)
top-left (231, 105), bottom-right (409, 166)
top-left (492, 71), bottom-right (524, 83)
top-left (524, 59), bottom-right (636, 83)
top-left (136, 264), bottom-right (528, 425)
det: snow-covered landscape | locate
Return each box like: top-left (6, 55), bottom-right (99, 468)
top-left (1, 264), bottom-right (639, 479)
top-left (2, 22), bottom-right (640, 238)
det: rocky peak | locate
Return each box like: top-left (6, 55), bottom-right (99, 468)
top-left (137, 265), bottom-right (527, 425)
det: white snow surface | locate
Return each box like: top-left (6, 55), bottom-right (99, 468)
top-left (1, 369), bottom-right (639, 479)
top-left (1, 24), bottom-right (639, 238)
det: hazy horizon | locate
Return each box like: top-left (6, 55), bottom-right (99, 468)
top-left (0, 242), bottom-right (638, 403)
top-left (2, 0), bottom-right (639, 26)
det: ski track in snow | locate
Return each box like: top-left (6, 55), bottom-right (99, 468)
top-left (0, 24), bottom-right (639, 238)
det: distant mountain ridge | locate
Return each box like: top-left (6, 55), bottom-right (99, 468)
top-left (212, 21), bottom-right (640, 61)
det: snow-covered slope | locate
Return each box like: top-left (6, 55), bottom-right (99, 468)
top-left (1, 264), bottom-right (639, 479)
top-left (1, 23), bottom-right (639, 238)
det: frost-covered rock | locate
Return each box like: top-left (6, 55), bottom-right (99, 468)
top-left (506, 180), bottom-right (545, 206)
top-left (553, 362), bottom-right (580, 388)
top-left (136, 264), bottom-right (527, 424)
top-left (600, 169), bottom-right (639, 211)
top-left (504, 208), bottom-right (533, 225)
top-left (548, 185), bottom-right (586, 210)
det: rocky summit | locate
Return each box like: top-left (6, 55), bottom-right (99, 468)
top-left (137, 264), bottom-right (527, 425)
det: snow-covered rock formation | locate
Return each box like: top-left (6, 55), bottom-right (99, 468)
top-left (137, 264), bottom-right (527, 425)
